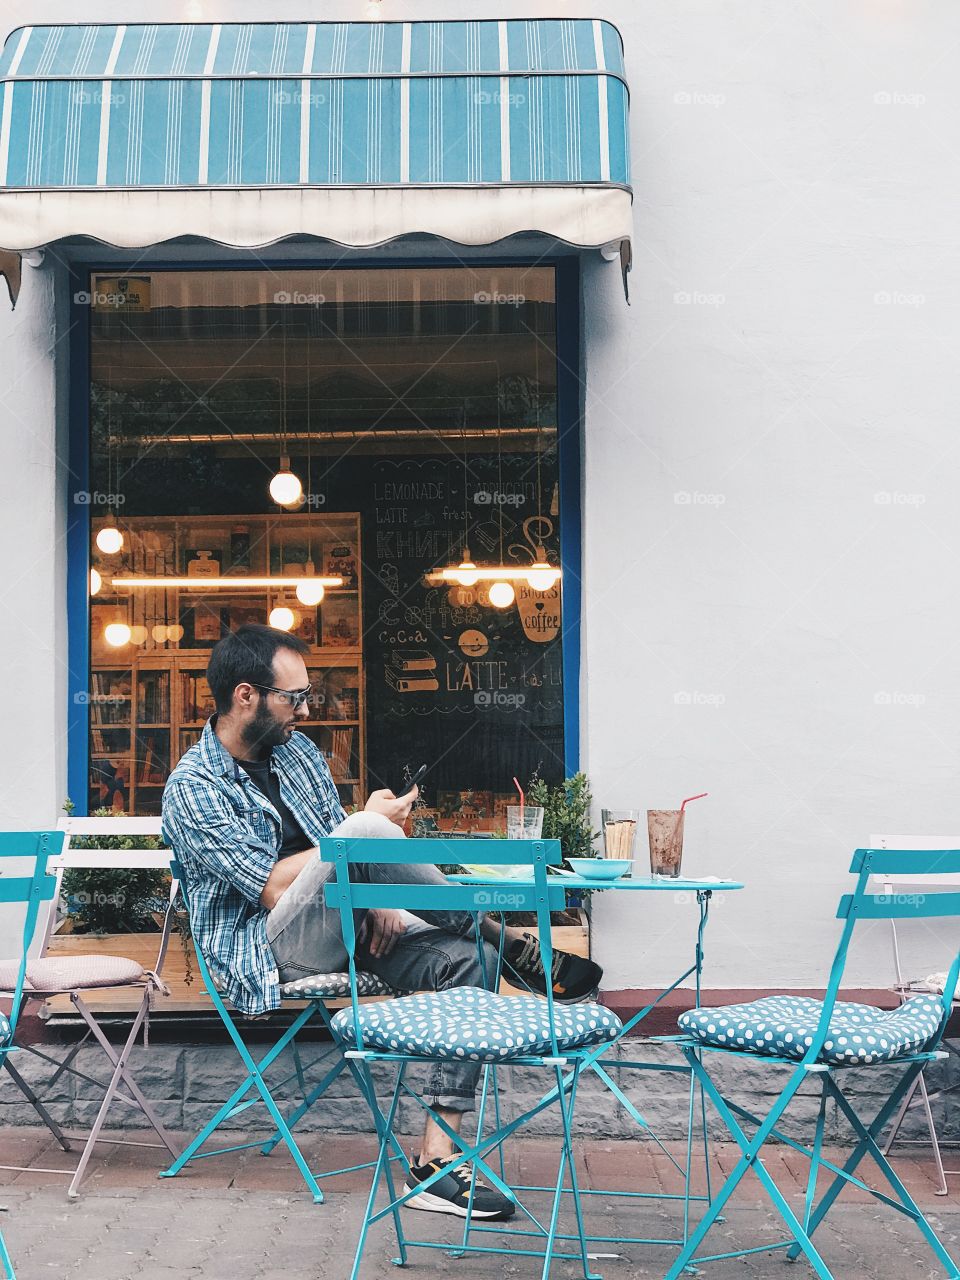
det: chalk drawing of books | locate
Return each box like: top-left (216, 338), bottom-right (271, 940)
top-left (386, 650), bottom-right (439, 693)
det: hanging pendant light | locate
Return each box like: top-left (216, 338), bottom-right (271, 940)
top-left (104, 621), bottom-right (131, 647)
top-left (269, 454), bottom-right (303, 507)
top-left (425, 427), bottom-right (562, 594)
top-left (90, 567), bottom-right (102, 595)
top-left (270, 300), bottom-right (302, 507)
top-left (453, 550), bottom-right (480, 587)
top-left (296, 561), bottom-right (325, 606)
top-left (269, 604), bottom-right (297, 631)
top-left (96, 512), bottom-right (124, 555)
top-left (295, 378), bottom-right (324, 607)
top-left (98, 380), bottom-right (125, 552)
top-left (525, 549), bottom-right (561, 591)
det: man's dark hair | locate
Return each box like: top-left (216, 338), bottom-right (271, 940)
top-left (206, 625), bottom-right (310, 715)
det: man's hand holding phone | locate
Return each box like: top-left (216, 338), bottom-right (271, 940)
top-left (363, 764), bottom-right (428, 825)
top-left (364, 787), bottom-right (418, 824)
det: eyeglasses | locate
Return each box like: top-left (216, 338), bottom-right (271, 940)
top-left (253, 683), bottom-right (313, 710)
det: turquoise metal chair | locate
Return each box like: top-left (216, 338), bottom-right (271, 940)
top-left (320, 835), bottom-right (623, 1280)
top-left (0, 830), bottom-right (62, 1280)
top-left (159, 859), bottom-right (402, 1202)
top-left (663, 846), bottom-right (960, 1280)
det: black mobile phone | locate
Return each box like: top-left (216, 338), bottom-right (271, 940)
top-left (396, 763), bottom-right (428, 798)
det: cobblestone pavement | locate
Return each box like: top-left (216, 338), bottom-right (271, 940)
top-left (0, 1130), bottom-right (957, 1278)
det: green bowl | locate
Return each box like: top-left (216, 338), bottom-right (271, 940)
top-left (567, 858), bottom-right (632, 881)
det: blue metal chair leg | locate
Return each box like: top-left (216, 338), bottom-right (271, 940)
top-left (786, 1061), bottom-right (926, 1261)
top-left (818, 1072), bottom-right (960, 1278)
top-left (161, 1007), bottom-right (325, 1203)
top-left (801, 1081), bottom-right (829, 1235)
top-left (0, 1227), bottom-right (15, 1280)
top-left (350, 1063), bottom-right (408, 1280)
top-left (554, 1062), bottom-right (602, 1280)
top-left (664, 1054), bottom-right (832, 1280)
top-left (259, 1054), bottom-right (348, 1155)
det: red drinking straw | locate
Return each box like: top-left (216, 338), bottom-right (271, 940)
top-left (513, 776), bottom-right (525, 828)
top-left (680, 792), bottom-right (708, 814)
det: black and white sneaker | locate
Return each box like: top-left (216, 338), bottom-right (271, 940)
top-left (504, 932), bottom-right (603, 1003)
top-left (404, 1156), bottom-right (516, 1220)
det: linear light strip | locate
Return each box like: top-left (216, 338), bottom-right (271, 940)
top-left (111, 576), bottom-right (344, 589)
top-left (426, 567), bottom-right (560, 583)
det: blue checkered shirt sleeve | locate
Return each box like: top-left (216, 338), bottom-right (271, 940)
top-left (163, 775), bottom-right (276, 906)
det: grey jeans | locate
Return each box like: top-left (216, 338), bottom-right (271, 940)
top-left (266, 811), bottom-right (497, 1111)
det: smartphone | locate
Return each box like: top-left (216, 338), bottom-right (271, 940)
top-left (395, 763), bottom-right (428, 798)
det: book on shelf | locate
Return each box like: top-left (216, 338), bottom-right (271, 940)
top-left (324, 727), bottom-right (354, 781)
top-left (91, 671), bottom-right (132, 724)
top-left (136, 733), bottom-right (168, 785)
top-left (181, 672), bottom-right (215, 722)
top-left (137, 671), bottom-right (170, 723)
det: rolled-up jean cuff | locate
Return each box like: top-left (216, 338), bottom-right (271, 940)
top-left (426, 1090), bottom-right (475, 1113)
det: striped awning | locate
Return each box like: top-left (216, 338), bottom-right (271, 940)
top-left (0, 20), bottom-right (632, 304)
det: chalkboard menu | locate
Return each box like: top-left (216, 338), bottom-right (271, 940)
top-left (361, 452), bottom-right (565, 807)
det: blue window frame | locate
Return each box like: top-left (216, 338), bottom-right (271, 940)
top-left (66, 254), bottom-right (582, 815)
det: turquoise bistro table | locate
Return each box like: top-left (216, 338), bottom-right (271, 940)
top-left (451, 869), bottom-right (746, 1268)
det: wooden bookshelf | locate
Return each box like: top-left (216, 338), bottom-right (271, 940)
top-left (89, 512), bottom-right (366, 815)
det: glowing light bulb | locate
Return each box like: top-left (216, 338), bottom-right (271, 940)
top-left (488, 580), bottom-right (515, 608)
top-left (151, 625), bottom-right (168, 642)
top-left (269, 456), bottom-right (303, 507)
top-left (90, 568), bottom-right (102, 596)
top-left (96, 524), bottom-right (124, 554)
top-left (104, 622), bottom-right (131, 647)
top-left (526, 564), bottom-right (559, 590)
top-left (269, 606), bottom-right (295, 631)
top-left (454, 560), bottom-right (480, 587)
top-left (296, 580), bottom-right (325, 606)
top-left (129, 625), bottom-right (148, 646)
top-left (168, 624), bottom-right (184, 642)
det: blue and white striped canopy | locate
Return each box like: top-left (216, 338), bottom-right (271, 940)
top-left (0, 19), bottom-right (633, 287)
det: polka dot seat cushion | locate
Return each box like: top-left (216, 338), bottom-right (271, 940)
top-left (331, 986), bottom-right (622, 1062)
top-left (280, 971), bottom-right (398, 1000)
top-left (679, 994), bottom-right (945, 1066)
top-left (0, 1011), bottom-right (10, 1046)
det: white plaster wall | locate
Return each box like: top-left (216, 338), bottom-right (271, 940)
top-left (1, 0), bottom-right (957, 988)
top-left (581, 2), bottom-right (960, 988)
top-left (0, 255), bottom-right (67, 952)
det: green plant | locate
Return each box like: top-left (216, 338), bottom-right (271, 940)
top-left (526, 770), bottom-right (598, 868)
top-left (60, 800), bottom-right (195, 985)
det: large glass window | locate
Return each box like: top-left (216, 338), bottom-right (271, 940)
top-left (85, 267), bottom-right (565, 828)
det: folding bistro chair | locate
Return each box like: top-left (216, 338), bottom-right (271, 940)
top-left (871, 832), bottom-right (960, 1195)
top-left (0, 830), bottom-right (61, 1280)
top-left (321, 834), bottom-right (623, 1280)
top-left (0, 816), bottom-right (179, 1198)
top-left (160, 858), bottom-right (403, 1203)
top-left (662, 846), bottom-right (960, 1280)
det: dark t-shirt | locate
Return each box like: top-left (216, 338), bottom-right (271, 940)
top-left (235, 752), bottom-right (313, 859)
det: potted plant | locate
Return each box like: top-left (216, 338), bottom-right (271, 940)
top-left (57, 800), bottom-right (194, 986)
top-left (526, 770), bottom-right (599, 871)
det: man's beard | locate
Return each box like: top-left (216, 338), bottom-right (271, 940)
top-left (240, 699), bottom-right (292, 755)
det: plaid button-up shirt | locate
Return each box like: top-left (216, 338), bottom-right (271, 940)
top-left (161, 717), bottom-right (347, 1015)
